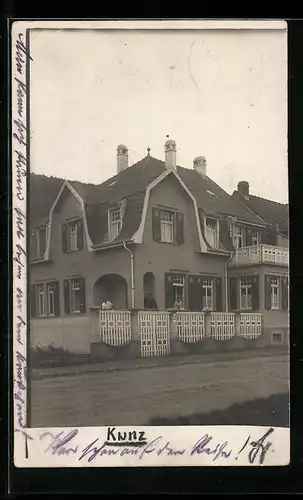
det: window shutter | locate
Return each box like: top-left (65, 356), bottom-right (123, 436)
top-left (215, 277), bottom-right (223, 311)
top-left (77, 219), bottom-right (84, 250)
top-left (281, 276), bottom-right (289, 310)
top-left (229, 277), bottom-right (238, 311)
top-left (53, 281), bottom-right (60, 316)
top-left (64, 279), bottom-right (70, 314)
top-left (152, 208), bottom-right (161, 242)
top-left (251, 275), bottom-right (260, 311)
top-left (176, 212), bottom-right (184, 244)
top-left (165, 273), bottom-right (174, 309)
top-left (79, 277), bottom-right (86, 313)
top-left (246, 227), bottom-right (252, 246)
top-left (62, 223), bottom-right (68, 253)
top-left (264, 275), bottom-right (271, 310)
top-left (188, 275), bottom-right (202, 311)
top-left (30, 284), bottom-right (36, 318)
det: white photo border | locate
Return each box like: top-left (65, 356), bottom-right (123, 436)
top-left (12, 19), bottom-right (290, 468)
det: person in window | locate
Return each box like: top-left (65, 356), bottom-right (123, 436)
top-left (144, 292), bottom-right (158, 310)
top-left (101, 299), bottom-right (114, 310)
top-left (174, 297), bottom-right (184, 310)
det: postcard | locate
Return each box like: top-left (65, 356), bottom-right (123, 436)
top-left (12, 19), bottom-right (289, 468)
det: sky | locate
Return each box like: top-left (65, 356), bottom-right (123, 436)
top-left (30, 25), bottom-right (288, 203)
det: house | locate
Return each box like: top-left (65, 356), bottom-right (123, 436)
top-left (29, 139), bottom-right (289, 354)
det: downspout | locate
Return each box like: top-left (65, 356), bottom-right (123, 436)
top-left (123, 240), bottom-right (135, 309)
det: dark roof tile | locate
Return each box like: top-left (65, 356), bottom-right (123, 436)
top-left (30, 155), bottom-right (268, 247)
top-left (233, 192), bottom-right (289, 235)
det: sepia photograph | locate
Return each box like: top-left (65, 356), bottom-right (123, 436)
top-left (12, 20), bottom-right (289, 468)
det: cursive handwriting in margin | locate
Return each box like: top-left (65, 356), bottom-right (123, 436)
top-left (22, 426), bottom-right (279, 465)
top-left (13, 29), bottom-right (32, 458)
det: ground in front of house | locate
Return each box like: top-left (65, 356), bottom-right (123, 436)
top-left (29, 352), bottom-right (289, 428)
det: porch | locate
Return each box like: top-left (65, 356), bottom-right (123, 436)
top-left (230, 244), bottom-right (289, 267)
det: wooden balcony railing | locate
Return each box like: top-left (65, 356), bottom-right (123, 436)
top-left (230, 244), bottom-right (289, 267)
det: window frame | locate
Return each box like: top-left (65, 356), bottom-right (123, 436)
top-left (68, 220), bottom-right (78, 252)
top-left (35, 281), bottom-right (58, 317)
top-left (36, 224), bottom-right (48, 258)
top-left (201, 276), bottom-right (214, 310)
top-left (160, 209), bottom-right (175, 244)
top-left (70, 278), bottom-right (82, 314)
top-left (251, 229), bottom-right (261, 246)
top-left (108, 207), bottom-right (122, 241)
top-left (239, 276), bottom-right (252, 310)
top-left (270, 276), bottom-right (281, 310)
top-left (172, 274), bottom-right (185, 307)
top-left (204, 217), bottom-right (219, 249)
top-left (233, 224), bottom-right (246, 249)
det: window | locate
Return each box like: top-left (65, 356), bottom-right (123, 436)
top-left (205, 218), bottom-right (219, 248)
top-left (62, 219), bottom-right (83, 253)
top-left (270, 276), bottom-right (280, 310)
top-left (109, 208), bottom-right (122, 241)
top-left (47, 283), bottom-right (55, 316)
top-left (71, 279), bottom-right (81, 313)
top-left (239, 276), bottom-right (252, 310)
top-left (37, 283), bottom-right (46, 316)
top-left (172, 275), bottom-right (185, 307)
top-left (64, 277), bottom-right (86, 314)
top-left (69, 222), bottom-right (78, 251)
top-left (202, 276), bottom-right (213, 310)
top-left (160, 210), bottom-right (174, 243)
top-left (32, 281), bottom-right (59, 317)
top-left (252, 229), bottom-right (260, 246)
top-left (233, 225), bottom-right (245, 248)
top-left (153, 208), bottom-right (184, 244)
top-left (36, 225), bottom-right (47, 257)
top-left (271, 331), bottom-right (283, 344)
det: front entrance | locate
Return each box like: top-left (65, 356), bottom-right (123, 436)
top-left (138, 311), bottom-right (170, 357)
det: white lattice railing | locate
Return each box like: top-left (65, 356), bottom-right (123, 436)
top-left (239, 313), bottom-right (262, 339)
top-left (231, 244), bottom-right (288, 266)
top-left (99, 310), bottom-right (132, 346)
top-left (175, 312), bottom-right (205, 343)
top-left (138, 311), bottom-right (170, 357)
top-left (210, 312), bottom-right (235, 340)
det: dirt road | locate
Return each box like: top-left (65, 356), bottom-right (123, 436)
top-left (30, 353), bottom-right (289, 427)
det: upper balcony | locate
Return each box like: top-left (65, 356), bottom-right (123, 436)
top-left (230, 244), bottom-right (289, 267)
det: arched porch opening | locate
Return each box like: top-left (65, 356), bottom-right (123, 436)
top-left (93, 274), bottom-right (128, 310)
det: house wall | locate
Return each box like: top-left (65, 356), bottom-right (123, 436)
top-left (134, 174), bottom-right (228, 309)
top-left (277, 233), bottom-right (288, 248)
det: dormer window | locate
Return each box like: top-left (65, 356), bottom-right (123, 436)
top-left (69, 221), bottom-right (78, 251)
top-left (36, 223), bottom-right (49, 257)
top-left (204, 217), bottom-right (219, 248)
top-left (109, 207), bottom-right (122, 241)
top-left (62, 219), bottom-right (84, 253)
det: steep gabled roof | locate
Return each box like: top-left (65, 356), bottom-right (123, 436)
top-left (30, 155), bottom-right (266, 247)
top-left (232, 191), bottom-right (289, 236)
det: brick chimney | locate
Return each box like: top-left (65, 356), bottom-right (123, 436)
top-left (117, 144), bottom-right (129, 173)
top-left (237, 181), bottom-right (249, 200)
top-left (164, 139), bottom-right (177, 170)
top-left (193, 156), bottom-right (207, 177)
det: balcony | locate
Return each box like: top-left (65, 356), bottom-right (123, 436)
top-left (230, 244), bottom-right (289, 267)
